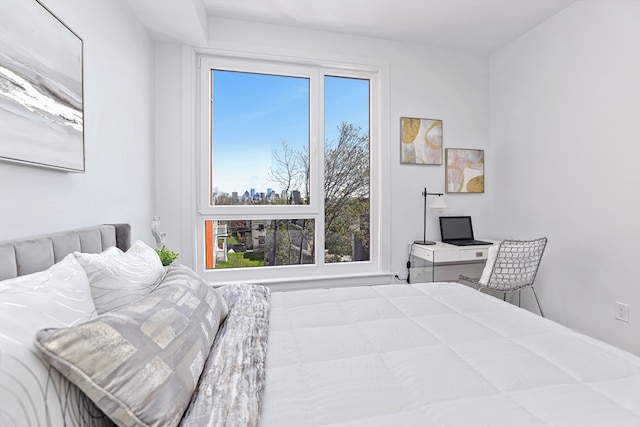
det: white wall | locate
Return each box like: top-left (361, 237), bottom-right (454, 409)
top-left (2, 0), bottom-right (634, 356)
top-left (490, 0), bottom-right (640, 354)
top-left (154, 18), bottom-right (492, 278)
top-left (0, 0), bottom-right (156, 243)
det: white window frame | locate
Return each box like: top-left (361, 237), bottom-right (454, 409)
top-left (195, 53), bottom-right (383, 286)
top-left (198, 57), bottom-right (320, 218)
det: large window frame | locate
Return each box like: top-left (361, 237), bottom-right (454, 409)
top-left (196, 53), bottom-right (382, 284)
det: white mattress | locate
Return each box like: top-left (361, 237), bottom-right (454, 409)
top-left (259, 282), bottom-right (640, 427)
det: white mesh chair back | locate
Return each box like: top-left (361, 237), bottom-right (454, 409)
top-left (485, 237), bottom-right (547, 292)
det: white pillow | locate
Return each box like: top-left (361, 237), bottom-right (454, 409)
top-left (0, 254), bottom-right (111, 427)
top-left (479, 244), bottom-right (499, 285)
top-left (74, 240), bottom-right (165, 314)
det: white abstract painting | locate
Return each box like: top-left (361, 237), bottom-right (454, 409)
top-left (400, 117), bottom-right (442, 165)
top-left (0, 0), bottom-right (84, 172)
top-left (445, 148), bottom-right (484, 193)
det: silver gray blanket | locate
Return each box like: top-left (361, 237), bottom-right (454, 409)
top-left (179, 284), bottom-right (271, 427)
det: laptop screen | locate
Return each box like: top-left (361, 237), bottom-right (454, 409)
top-left (439, 216), bottom-right (475, 241)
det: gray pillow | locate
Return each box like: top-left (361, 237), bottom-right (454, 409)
top-left (34, 265), bottom-right (227, 427)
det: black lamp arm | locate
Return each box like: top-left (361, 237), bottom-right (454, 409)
top-left (422, 188), bottom-right (444, 198)
top-left (418, 187), bottom-right (444, 245)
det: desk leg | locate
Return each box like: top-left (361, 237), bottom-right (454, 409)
top-left (409, 255), bottom-right (435, 283)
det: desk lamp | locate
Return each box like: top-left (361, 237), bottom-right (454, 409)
top-left (415, 188), bottom-right (448, 245)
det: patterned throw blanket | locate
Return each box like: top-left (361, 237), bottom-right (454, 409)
top-left (180, 284), bottom-right (271, 427)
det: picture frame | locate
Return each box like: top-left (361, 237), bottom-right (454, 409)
top-left (445, 148), bottom-right (484, 193)
top-left (400, 117), bottom-right (442, 165)
top-left (0, 0), bottom-right (84, 172)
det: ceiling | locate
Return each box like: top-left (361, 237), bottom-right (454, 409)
top-left (128, 0), bottom-right (575, 55)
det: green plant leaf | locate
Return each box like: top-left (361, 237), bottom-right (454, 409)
top-left (154, 245), bottom-right (179, 266)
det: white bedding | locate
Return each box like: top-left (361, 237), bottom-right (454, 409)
top-left (259, 282), bottom-right (640, 427)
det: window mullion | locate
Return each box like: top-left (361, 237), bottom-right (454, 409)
top-left (314, 70), bottom-right (325, 267)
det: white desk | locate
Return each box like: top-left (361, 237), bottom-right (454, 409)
top-left (408, 240), bottom-right (499, 283)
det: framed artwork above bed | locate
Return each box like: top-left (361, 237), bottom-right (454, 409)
top-left (0, 0), bottom-right (84, 172)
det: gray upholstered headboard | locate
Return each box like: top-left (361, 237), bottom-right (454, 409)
top-left (0, 224), bottom-right (131, 281)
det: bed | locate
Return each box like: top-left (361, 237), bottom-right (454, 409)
top-left (1, 224), bottom-right (639, 427)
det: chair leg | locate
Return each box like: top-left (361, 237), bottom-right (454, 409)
top-left (518, 290), bottom-right (521, 307)
top-left (531, 287), bottom-right (544, 317)
top-left (502, 293), bottom-right (506, 302)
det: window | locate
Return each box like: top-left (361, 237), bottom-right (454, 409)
top-left (209, 70), bottom-right (310, 207)
top-left (197, 55), bottom-right (379, 282)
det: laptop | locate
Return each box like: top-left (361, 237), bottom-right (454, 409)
top-left (439, 216), bottom-right (493, 246)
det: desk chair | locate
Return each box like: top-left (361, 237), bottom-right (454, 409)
top-left (458, 237), bottom-right (548, 316)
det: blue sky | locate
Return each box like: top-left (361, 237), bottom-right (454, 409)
top-left (212, 71), bottom-right (369, 196)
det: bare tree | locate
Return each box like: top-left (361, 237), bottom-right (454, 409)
top-left (268, 140), bottom-right (302, 204)
top-left (324, 122), bottom-right (369, 229)
top-left (323, 122), bottom-right (370, 261)
top-left (267, 122), bottom-right (370, 263)
top-left (298, 145), bottom-right (310, 203)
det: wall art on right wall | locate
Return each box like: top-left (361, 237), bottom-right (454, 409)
top-left (400, 117), bottom-right (443, 165)
top-left (445, 148), bottom-right (484, 193)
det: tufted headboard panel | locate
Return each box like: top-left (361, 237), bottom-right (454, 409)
top-left (0, 224), bottom-right (131, 281)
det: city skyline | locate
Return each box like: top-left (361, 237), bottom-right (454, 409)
top-left (213, 186), bottom-right (305, 205)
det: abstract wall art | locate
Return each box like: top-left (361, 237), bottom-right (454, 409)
top-left (0, 0), bottom-right (84, 172)
top-left (400, 117), bottom-right (442, 165)
top-left (445, 148), bottom-right (484, 193)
